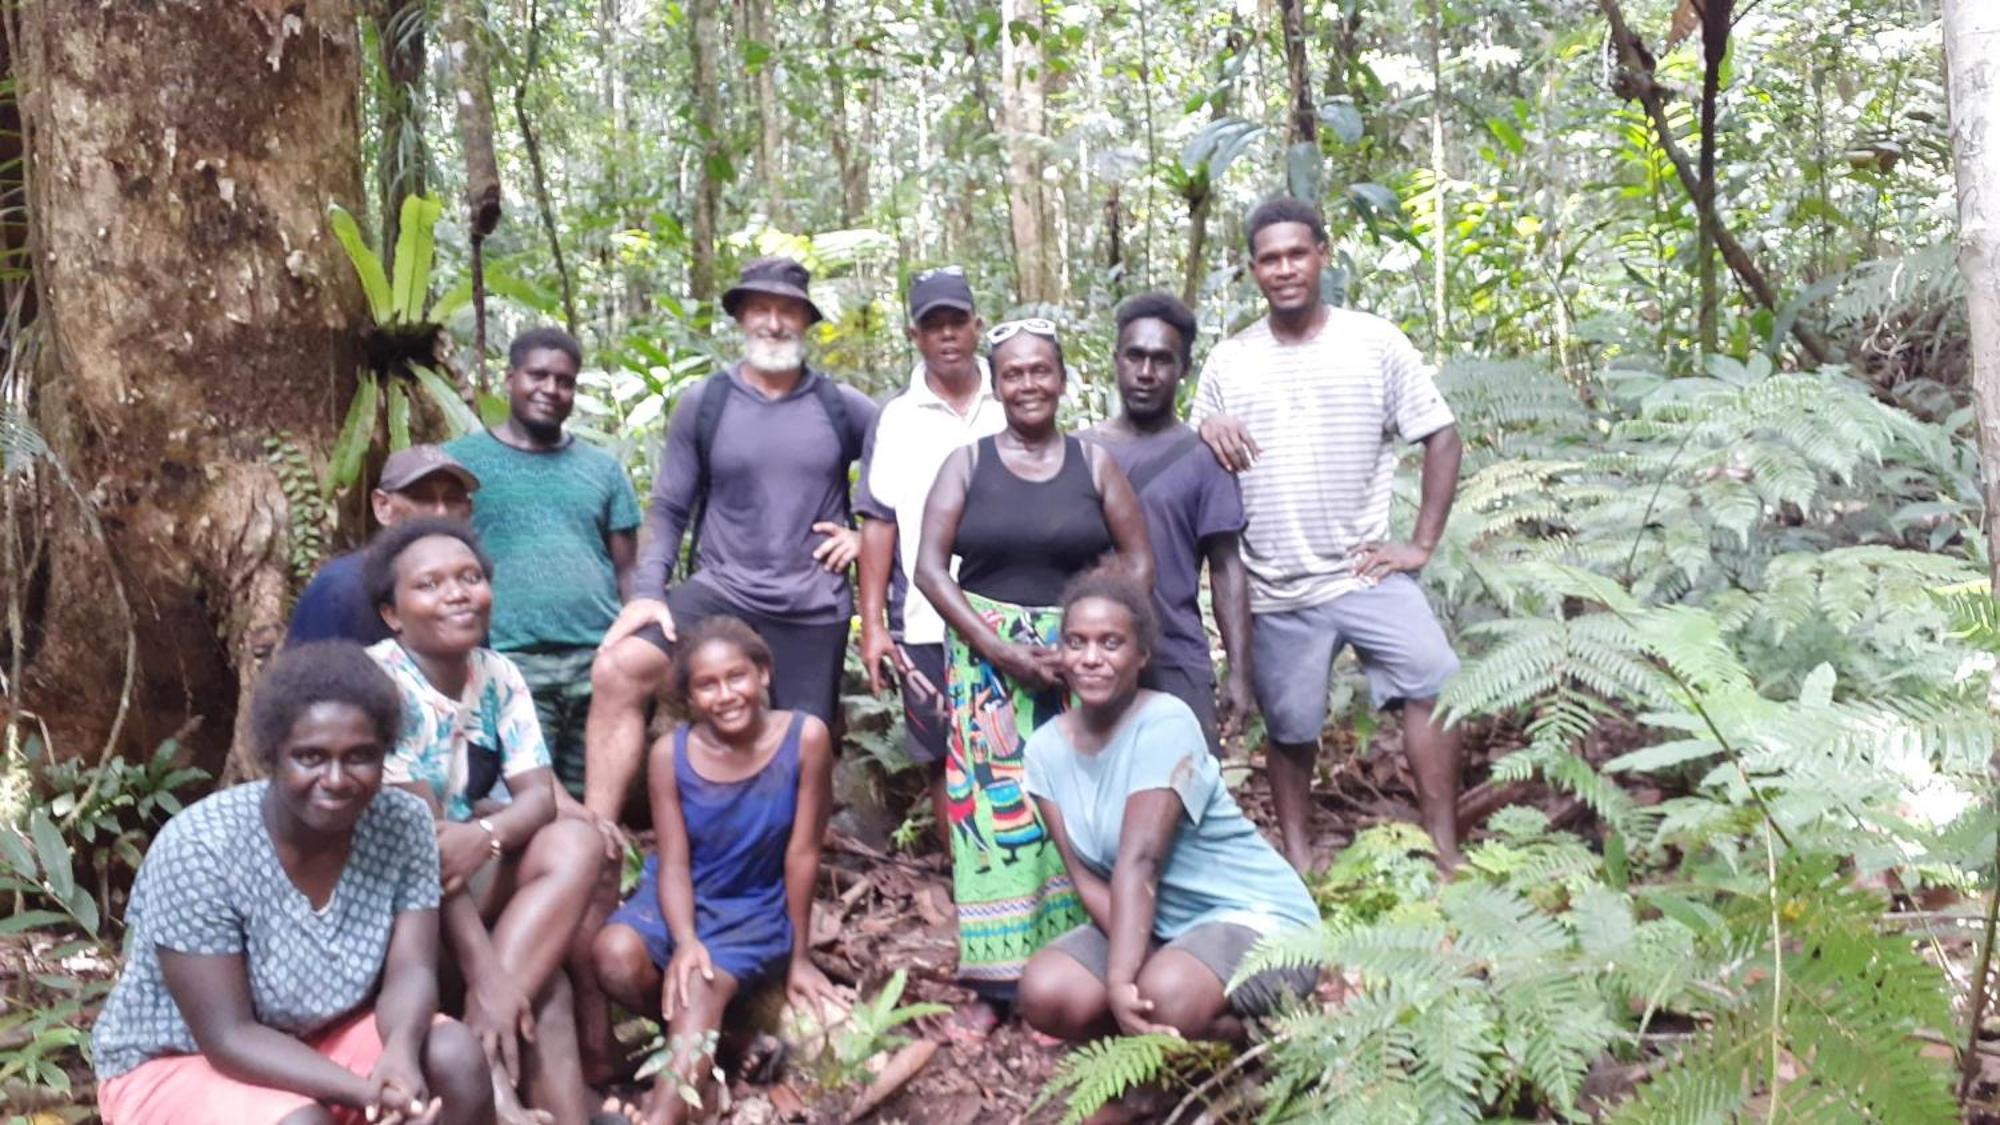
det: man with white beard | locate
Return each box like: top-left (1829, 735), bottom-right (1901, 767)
top-left (582, 257), bottom-right (877, 826)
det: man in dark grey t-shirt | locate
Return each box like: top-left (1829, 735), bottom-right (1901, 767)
top-left (583, 257), bottom-right (877, 824)
top-left (1085, 292), bottom-right (1255, 753)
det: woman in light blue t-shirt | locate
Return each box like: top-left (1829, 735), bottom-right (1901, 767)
top-left (1019, 570), bottom-right (1320, 1053)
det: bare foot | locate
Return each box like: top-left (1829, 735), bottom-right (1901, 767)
top-left (492, 1070), bottom-right (556, 1125)
top-left (941, 999), bottom-right (1001, 1047)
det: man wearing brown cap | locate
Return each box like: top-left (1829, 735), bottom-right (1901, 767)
top-left (285, 443), bottom-right (478, 646)
top-left (584, 257), bottom-right (878, 825)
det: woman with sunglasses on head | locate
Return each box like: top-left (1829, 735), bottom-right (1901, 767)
top-left (914, 317), bottom-right (1154, 1031)
top-left (363, 517), bottom-right (619, 1125)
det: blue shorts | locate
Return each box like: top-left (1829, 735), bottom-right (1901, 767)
top-left (1250, 574), bottom-right (1459, 745)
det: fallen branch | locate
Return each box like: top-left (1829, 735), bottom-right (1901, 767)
top-left (1163, 1040), bottom-right (1271, 1125)
top-left (843, 1038), bottom-right (937, 1123)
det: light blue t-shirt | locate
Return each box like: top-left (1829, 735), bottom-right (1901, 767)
top-left (1024, 692), bottom-right (1319, 939)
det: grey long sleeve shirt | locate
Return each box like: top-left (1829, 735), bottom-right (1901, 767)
top-left (632, 364), bottom-right (877, 625)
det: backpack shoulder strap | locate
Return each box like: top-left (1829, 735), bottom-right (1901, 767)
top-left (809, 371), bottom-right (863, 465)
top-left (681, 373), bottom-right (735, 580)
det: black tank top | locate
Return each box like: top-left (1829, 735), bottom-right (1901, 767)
top-left (953, 435), bottom-right (1114, 606)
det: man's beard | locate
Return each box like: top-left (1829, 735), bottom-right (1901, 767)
top-left (743, 333), bottom-right (806, 373)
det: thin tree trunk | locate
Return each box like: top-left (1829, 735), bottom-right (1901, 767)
top-left (998, 0), bottom-right (1058, 304)
top-left (747, 0), bottom-right (783, 226)
top-left (513, 0), bottom-right (578, 336)
top-left (1428, 0), bottom-right (1449, 356)
top-left (444, 0), bottom-right (499, 383)
top-left (688, 0), bottom-right (721, 304)
top-left (1597, 0), bottom-right (1835, 366)
top-left (1276, 0), bottom-right (1316, 146)
top-left (367, 0), bottom-right (427, 255)
top-left (1181, 20), bottom-right (1242, 306)
top-left (821, 0), bottom-right (866, 226)
top-left (1695, 0), bottom-right (1733, 357)
top-left (1945, 0), bottom-right (2000, 592)
top-left (17, 0), bottom-right (366, 771)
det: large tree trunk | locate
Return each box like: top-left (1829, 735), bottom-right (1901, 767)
top-left (1945, 0), bottom-right (2000, 591)
top-left (688, 0), bottom-right (721, 304)
top-left (998, 0), bottom-right (1059, 304)
top-left (16, 1), bottom-right (366, 771)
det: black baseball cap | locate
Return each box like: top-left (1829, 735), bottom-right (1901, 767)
top-left (907, 265), bottom-right (976, 325)
top-left (378, 445), bottom-right (480, 493)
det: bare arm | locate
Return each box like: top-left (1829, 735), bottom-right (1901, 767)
top-left (1202, 532), bottom-right (1256, 738)
top-left (856, 516), bottom-right (902, 694)
top-left (785, 718), bottom-right (835, 968)
top-left (647, 735), bottom-right (700, 950)
top-left (608, 529), bottom-right (638, 601)
top-left (1104, 790), bottom-right (1183, 989)
top-left (160, 949), bottom-right (379, 1106)
top-left (372, 905), bottom-right (441, 1065)
top-left (1035, 796), bottom-right (1111, 931)
top-left (1089, 445), bottom-right (1155, 593)
top-left (1412, 424), bottom-right (1462, 554)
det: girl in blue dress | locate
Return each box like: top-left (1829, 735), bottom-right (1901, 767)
top-left (591, 615), bottom-right (840, 1124)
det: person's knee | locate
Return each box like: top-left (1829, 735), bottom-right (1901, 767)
top-left (1137, 958), bottom-right (1227, 1038)
top-left (593, 925), bottom-right (656, 1008)
top-left (1018, 953), bottom-right (1105, 1040)
top-left (527, 817), bottom-right (607, 886)
top-left (422, 1017), bottom-right (493, 1099)
top-left (591, 638), bottom-right (665, 703)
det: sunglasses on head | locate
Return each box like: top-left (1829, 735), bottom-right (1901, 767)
top-left (984, 317), bottom-right (1060, 348)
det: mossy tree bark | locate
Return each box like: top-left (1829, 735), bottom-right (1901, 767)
top-left (16, 1), bottom-right (367, 773)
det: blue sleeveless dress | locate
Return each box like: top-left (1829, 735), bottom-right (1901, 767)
top-left (607, 712), bottom-right (803, 984)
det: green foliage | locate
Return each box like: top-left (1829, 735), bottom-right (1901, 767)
top-left (265, 433), bottom-right (332, 584)
top-left (793, 969), bottom-right (949, 1092)
top-left (1035, 1034), bottom-right (1223, 1125)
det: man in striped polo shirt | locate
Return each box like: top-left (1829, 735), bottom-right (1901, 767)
top-left (1191, 197), bottom-right (1466, 873)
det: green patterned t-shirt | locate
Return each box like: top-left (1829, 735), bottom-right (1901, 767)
top-left (445, 430), bottom-right (641, 653)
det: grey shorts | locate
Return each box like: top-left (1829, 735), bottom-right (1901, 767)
top-left (1046, 921), bottom-right (1317, 1017)
top-left (1251, 574), bottom-right (1460, 745)
top-left (632, 578), bottom-right (848, 726)
top-left (1141, 662), bottom-right (1219, 755)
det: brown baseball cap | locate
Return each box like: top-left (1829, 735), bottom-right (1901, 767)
top-left (721, 256), bottom-right (825, 324)
top-left (378, 444), bottom-right (480, 494)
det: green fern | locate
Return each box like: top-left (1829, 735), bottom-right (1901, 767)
top-left (1033, 1034), bottom-right (1213, 1125)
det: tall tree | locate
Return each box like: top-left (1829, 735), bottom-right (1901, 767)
top-left (16, 0), bottom-right (366, 769)
top-left (998, 0), bottom-right (1059, 304)
top-left (444, 0), bottom-right (501, 380)
top-left (1693, 0), bottom-right (1735, 356)
top-left (366, 0), bottom-right (428, 254)
top-left (688, 0), bottom-right (722, 303)
top-left (1276, 0), bottom-right (1317, 148)
top-left (746, 0), bottom-right (784, 226)
top-left (820, 0), bottom-right (866, 226)
top-left (1945, 0), bottom-right (2000, 591)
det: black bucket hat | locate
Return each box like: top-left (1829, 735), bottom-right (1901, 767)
top-left (721, 256), bottom-right (825, 325)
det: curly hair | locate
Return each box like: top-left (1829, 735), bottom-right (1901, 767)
top-left (1058, 567), bottom-right (1160, 658)
top-left (1113, 291), bottom-right (1198, 368)
top-left (249, 642), bottom-right (404, 767)
top-left (667, 615), bottom-right (776, 714)
top-left (1244, 196), bottom-right (1328, 253)
top-left (508, 326), bottom-right (583, 369)
top-left (362, 516), bottom-right (494, 613)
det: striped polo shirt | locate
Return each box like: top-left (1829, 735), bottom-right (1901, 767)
top-left (1189, 307), bottom-right (1454, 613)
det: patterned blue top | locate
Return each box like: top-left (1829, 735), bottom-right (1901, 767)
top-left (91, 783), bottom-right (441, 1080)
top-left (368, 640), bottom-right (551, 821)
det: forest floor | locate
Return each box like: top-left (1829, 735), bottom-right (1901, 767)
top-left (15, 715), bottom-right (2000, 1122)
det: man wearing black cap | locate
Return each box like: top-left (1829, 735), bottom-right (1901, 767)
top-left (285, 443), bottom-right (478, 647)
top-left (854, 265), bottom-right (1003, 848)
top-left (584, 256), bottom-right (878, 824)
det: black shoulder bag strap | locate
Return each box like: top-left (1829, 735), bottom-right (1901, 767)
top-left (809, 372), bottom-right (862, 521)
top-left (679, 372), bottom-right (735, 581)
top-left (1123, 429), bottom-right (1206, 495)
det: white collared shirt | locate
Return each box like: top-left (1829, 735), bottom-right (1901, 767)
top-left (859, 360), bottom-right (1007, 645)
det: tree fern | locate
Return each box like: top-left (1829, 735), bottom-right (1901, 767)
top-left (1034, 1034), bottom-right (1215, 1125)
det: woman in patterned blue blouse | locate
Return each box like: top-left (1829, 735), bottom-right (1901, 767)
top-left (364, 517), bottom-right (613, 1125)
top-left (92, 642), bottom-right (495, 1124)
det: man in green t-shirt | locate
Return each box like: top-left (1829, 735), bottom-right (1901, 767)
top-left (445, 327), bottom-right (642, 801)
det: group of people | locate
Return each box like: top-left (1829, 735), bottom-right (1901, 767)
top-left (89, 196), bottom-right (1466, 1125)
